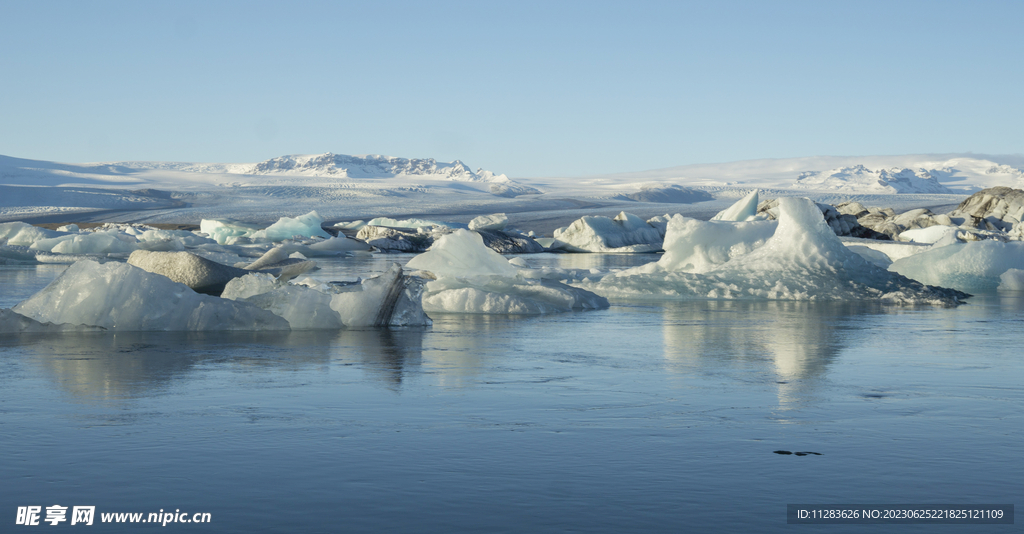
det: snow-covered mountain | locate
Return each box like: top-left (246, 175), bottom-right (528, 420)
top-left (539, 154), bottom-right (1024, 195)
top-left (230, 153), bottom-right (541, 196)
top-left (793, 165), bottom-right (953, 194)
top-left (237, 153), bottom-right (485, 181)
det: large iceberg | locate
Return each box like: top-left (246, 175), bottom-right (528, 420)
top-left (551, 212), bottom-right (663, 253)
top-left (406, 230), bottom-right (608, 314)
top-left (13, 260), bottom-right (290, 331)
top-left (582, 198), bottom-right (968, 305)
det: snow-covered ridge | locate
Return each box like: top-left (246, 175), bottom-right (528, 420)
top-left (794, 165), bottom-right (953, 194)
top-left (230, 153), bottom-right (503, 183)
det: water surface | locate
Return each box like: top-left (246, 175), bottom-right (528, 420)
top-left (1, 257), bottom-right (1021, 532)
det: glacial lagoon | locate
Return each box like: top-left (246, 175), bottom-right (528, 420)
top-left (1, 255), bottom-right (1021, 532)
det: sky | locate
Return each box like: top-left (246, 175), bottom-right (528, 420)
top-left (1, 0), bottom-right (1022, 177)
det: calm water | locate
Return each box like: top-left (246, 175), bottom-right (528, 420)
top-left (1, 256), bottom-right (1021, 532)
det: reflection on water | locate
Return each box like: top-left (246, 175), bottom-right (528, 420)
top-left (660, 300), bottom-right (895, 409)
top-left (3, 289), bottom-right (1024, 532)
top-left (332, 328), bottom-right (426, 389)
top-left (5, 330), bottom-right (340, 402)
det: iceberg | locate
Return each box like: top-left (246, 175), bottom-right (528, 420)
top-left (653, 216), bottom-right (777, 273)
top-left (224, 264), bottom-right (431, 328)
top-left (0, 222), bottom-right (64, 246)
top-left (468, 213), bottom-right (508, 231)
top-left (249, 211), bottom-right (332, 242)
top-left (407, 230), bottom-right (608, 314)
top-left (551, 212), bottom-right (663, 253)
top-left (30, 232), bottom-right (138, 255)
top-left (200, 211), bottom-right (332, 245)
top-left (711, 190), bottom-right (760, 222)
top-left (582, 198), bottom-right (968, 305)
top-left (889, 241), bottom-right (1024, 293)
top-left (13, 260), bottom-right (290, 331)
top-left (356, 225), bottom-right (441, 253)
top-left (199, 218), bottom-right (263, 245)
top-left (129, 250), bottom-right (316, 295)
top-left (366, 217), bottom-right (465, 230)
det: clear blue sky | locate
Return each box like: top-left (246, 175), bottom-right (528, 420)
top-left (1, 0), bottom-right (1021, 177)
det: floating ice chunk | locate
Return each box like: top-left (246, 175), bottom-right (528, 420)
top-left (899, 225), bottom-right (959, 244)
top-left (651, 216), bottom-right (777, 273)
top-left (711, 190), bottom-right (759, 221)
top-left (421, 277), bottom-right (608, 314)
top-left (249, 211), bottom-right (331, 242)
top-left (199, 218), bottom-right (263, 245)
top-left (476, 230), bottom-right (544, 253)
top-left (0, 222), bottom-right (64, 246)
top-left (244, 246), bottom-right (298, 271)
top-left (408, 229), bottom-right (608, 314)
top-left (406, 230), bottom-right (519, 279)
top-left (140, 229), bottom-right (216, 247)
top-left (998, 269), bottom-right (1024, 291)
top-left (469, 213), bottom-right (508, 231)
top-left (56, 224), bottom-right (80, 233)
top-left (330, 264), bottom-right (431, 326)
top-left (357, 225), bottom-right (441, 252)
top-left (334, 220), bottom-right (367, 231)
top-left (31, 233), bottom-right (138, 254)
top-left (889, 241), bottom-right (1024, 293)
top-left (366, 217), bottom-right (465, 230)
top-left (584, 198), bottom-right (968, 305)
top-left (306, 236), bottom-right (372, 253)
top-left (224, 265), bottom-right (431, 328)
top-left (551, 212), bottom-right (662, 253)
top-left (13, 260), bottom-right (289, 331)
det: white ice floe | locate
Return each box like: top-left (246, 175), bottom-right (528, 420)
top-left (406, 230), bottom-right (608, 314)
top-left (898, 225), bottom-right (960, 244)
top-left (551, 212), bottom-right (663, 253)
top-left (582, 197), bottom-right (967, 305)
top-left (249, 211), bottom-right (331, 242)
top-left (468, 213), bottom-right (508, 231)
top-left (406, 230), bottom-right (519, 279)
top-left (198, 218), bottom-right (264, 245)
top-left (366, 217), bottom-right (465, 230)
top-left (30, 232), bottom-right (138, 255)
top-left (13, 260), bottom-right (289, 331)
top-left (889, 241), bottom-right (1024, 293)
